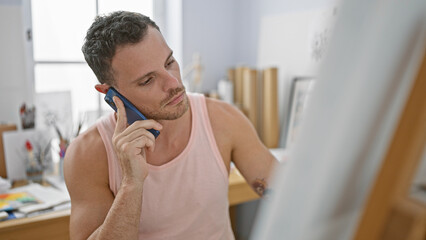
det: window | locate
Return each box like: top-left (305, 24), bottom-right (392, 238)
top-left (31, 0), bottom-right (154, 127)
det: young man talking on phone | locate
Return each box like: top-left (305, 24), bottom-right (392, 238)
top-left (64, 11), bottom-right (278, 240)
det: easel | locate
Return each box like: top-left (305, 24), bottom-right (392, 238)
top-left (353, 48), bottom-right (426, 239)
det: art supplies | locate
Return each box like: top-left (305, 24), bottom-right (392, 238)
top-left (0, 192), bottom-right (38, 212)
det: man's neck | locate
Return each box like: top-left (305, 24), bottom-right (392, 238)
top-left (155, 105), bottom-right (191, 145)
top-left (145, 105), bottom-right (191, 166)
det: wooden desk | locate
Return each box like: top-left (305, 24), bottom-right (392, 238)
top-left (0, 170), bottom-right (258, 240)
top-left (0, 209), bottom-right (70, 240)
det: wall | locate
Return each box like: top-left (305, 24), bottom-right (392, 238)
top-left (180, 0), bottom-right (237, 92)
top-left (178, 0), bottom-right (335, 93)
top-left (179, 0), bottom-right (262, 92)
top-left (156, 0), bottom-right (183, 67)
top-left (0, 0), bottom-right (34, 128)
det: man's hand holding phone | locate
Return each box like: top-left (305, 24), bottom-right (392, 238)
top-left (111, 96), bottom-right (162, 185)
top-left (104, 87), bottom-right (160, 138)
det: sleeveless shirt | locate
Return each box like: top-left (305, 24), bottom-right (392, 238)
top-left (96, 93), bottom-right (235, 240)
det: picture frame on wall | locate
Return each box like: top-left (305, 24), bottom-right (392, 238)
top-left (285, 77), bottom-right (315, 148)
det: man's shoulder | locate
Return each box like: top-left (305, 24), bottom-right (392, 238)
top-left (65, 125), bottom-right (106, 165)
top-left (204, 97), bottom-right (258, 137)
top-left (71, 125), bottom-right (103, 150)
top-left (204, 97), bottom-right (250, 139)
top-left (64, 124), bottom-right (110, 203)
top-left (205, 97), bottom-right (245, 122)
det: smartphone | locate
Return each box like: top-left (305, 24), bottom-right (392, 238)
top-left (104, 87), bottom-right (160, 138)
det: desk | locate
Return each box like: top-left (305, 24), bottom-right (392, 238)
top-left (0, 209), bottom-right (70, 240)
top-left (0, 170), bottom-right (259, 240)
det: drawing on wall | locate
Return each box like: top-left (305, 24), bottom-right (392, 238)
top-left (309, 7), bottom-right (338, 62)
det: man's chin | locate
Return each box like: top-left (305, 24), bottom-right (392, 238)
top-left (154, 95), bottom-right (189, 121)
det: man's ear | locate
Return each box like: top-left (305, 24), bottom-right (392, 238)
top-left (95, 84), bottom-right (110, 94)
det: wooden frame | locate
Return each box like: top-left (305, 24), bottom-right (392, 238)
top-left (353, 48), bottom-right (426, 240)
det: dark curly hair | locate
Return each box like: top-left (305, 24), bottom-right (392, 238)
top-left (82, 11), bottom-right (160, 85)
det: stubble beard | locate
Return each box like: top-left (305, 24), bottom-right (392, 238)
top-left (140, 87), bottom-right (190, 121)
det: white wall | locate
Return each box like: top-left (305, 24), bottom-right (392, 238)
top-left (0, 0), bottom-right (34, 127)
top-left (178, 0), bottom-right (335, 93)
top-left (181, 0), bottom-right (237, 91)
top-left (179, 0), bottom-right (261, 92)
top-left (233, 0), bottom-right (260, 66)
top-left (156, 0), bottom-right (183, 67)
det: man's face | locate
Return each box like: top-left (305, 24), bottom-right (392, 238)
top-left (110, 27), bottom-right (188, 121)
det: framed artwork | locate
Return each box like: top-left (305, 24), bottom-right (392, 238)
top-left (2, 129), bottom-right (53, 181)
top-left (285, 77), bottom-right (315, 148)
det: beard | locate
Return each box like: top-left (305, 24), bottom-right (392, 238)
top-left (139, 87), bottom-right (190, 121)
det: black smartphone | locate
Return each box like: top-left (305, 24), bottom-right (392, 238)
top-left (104, 87), bottom-right (160, 138)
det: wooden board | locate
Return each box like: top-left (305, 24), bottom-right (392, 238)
top-left (0, 124), bottom-right (17, 178)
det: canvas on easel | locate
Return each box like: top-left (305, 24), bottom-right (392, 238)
top-left (251, 0), bottom-right (426, 239)
top-left (353, 40), bottom-right (426, 240)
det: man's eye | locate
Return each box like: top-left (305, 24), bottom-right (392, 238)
top-left (166, 60), bottom-right (175, 67)
top-left (140, 77), bottom-right (153, 86)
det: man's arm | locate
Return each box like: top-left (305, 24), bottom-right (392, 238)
top-left (230, 108), bottom-right (278, 197)
top-left (207, 99), bottom-right (279, 197)
top-left (64, 96), bottom-right (162, 240)
top-left (64, 130), bottom-right (144, 240)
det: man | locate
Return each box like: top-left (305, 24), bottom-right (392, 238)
top-left (64, 11), bottom-right (277, 240)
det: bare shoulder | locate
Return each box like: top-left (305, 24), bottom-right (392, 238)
top-left (205, 97), bottom-right (256, 136)
top-left (205, 98), bottom-right (247, 127)
top-left (204, 97), bottom-right (259, 159)
top-left (64, 124), bottom-right (109, 191)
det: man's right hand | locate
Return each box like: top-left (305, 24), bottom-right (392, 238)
top-left (111, 96), bottom-right (163, 185)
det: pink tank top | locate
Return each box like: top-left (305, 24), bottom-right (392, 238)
top-left (96, 93), bottom-right (234, 240)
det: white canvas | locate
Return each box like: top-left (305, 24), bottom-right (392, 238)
top-left (252, 0), bottom-right (426, 239)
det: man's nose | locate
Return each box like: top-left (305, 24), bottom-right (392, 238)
top-left (161, 70), bottom-right (180, 92)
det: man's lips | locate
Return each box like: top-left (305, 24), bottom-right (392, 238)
top-left (166, 92), bottom-right (184, 106)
